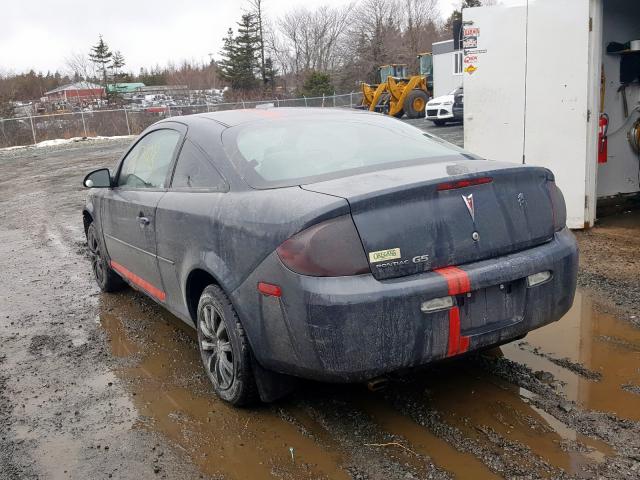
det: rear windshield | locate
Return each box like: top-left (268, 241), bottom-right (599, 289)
top-left (223, 114), bottom-right (470, 188)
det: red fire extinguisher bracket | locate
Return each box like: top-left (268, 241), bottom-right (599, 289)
top-left (598, 113), bottom-right (609, 164)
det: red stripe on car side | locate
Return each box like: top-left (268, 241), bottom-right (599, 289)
top-left (110, 260), bottom-right (166, 302)
top-left (435, 267), bottom-right (471, 356)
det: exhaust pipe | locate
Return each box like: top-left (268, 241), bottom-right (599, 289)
top-left (366, 377), bottom-right (389, 392)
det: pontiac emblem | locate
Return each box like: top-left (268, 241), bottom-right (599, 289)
top-left (462, 194), bottom-right (475, 222)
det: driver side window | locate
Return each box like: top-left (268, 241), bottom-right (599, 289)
top-left (117, 129), bottom-right (181, 188)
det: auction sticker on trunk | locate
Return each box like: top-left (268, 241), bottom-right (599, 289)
top-left (369, 248), bottom-right (401, 263)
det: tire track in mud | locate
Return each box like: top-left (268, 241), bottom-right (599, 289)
top-left (478, 354), bottom-right (640, 478)
top-left (0, 367), bottom-right (38, 480)
top-left (1, 140), bottom-right (213, 479)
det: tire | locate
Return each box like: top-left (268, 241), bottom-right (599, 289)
top-left (404, 89), bottom-right (429, 119)
top-left (433, 120), bottom-right (446, 126)
top-left (197, 285), bottom-right (258, 406)
top-left (86, 223), bottom-right (125, 292)
top-left (392, 108), bottom-right (405, 118)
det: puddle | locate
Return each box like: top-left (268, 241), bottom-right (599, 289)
top-left (99, 293), bottom-right (350, 480)
top-left (398, 363), bottom-right (611, 477)
top-left (355, 394), bottom-right (502, 479)
top-left (502, 290), bottom-right (640, 421)
top-left (97, 287), bottom-right (638, 479)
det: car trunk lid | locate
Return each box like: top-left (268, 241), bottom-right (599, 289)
top-left (301, 160), bottom-right (555, 280)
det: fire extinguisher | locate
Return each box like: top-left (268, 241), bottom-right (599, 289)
top-left (598, 113), bottom-right (609, 164)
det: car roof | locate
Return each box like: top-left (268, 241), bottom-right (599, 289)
top-left (162, 107), bottom-right (383, 128)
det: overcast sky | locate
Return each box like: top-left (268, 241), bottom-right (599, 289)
top-left (1, 0), bottom-right (460, 75)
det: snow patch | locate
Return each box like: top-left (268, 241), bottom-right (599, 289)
top-left (1, 135), bottom-right (135, 152)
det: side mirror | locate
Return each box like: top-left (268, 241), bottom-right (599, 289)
top-left (83, 168), bottom-right (112, 188)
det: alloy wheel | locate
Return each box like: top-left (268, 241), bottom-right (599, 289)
top-left (88, 231), bottom-right (105, 286)
top-left (200, 304), bottom-right (234, 390)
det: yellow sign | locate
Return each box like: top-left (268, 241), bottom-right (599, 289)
top-left (465, 65), bottom-right (477, 75)
top-left (369, 248), bottom-right (402, 263)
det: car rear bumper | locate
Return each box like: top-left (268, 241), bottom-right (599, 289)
top-left (232, 228), bottom-right (578, 382)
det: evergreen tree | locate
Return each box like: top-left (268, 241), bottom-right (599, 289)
top-left (249, 0), bottom-right (267, 86)
top-left (111, 51), bottom-right (126, 81)
top-left (301, 71), bottom-right (334, 97)
top-left (218, 28), bottom-right (236, 84)
top-left (89, 35), bottom-right (113, 94)
top-left (264, 57), bottom-right (277, 92)
top-left (218, 14), bottom-right (260, 91)
top-left (446, 0), bottom-right (484, 30)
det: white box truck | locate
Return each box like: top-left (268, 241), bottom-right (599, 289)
top-left (463, 0), bottom-right (640, 228)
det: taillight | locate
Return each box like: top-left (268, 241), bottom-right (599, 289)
top-left (547, 178), bottom-right (567, 232)
top-left (276, 215), bottom-right (371, 277)
top-left (437, 176), bottom-right (492, 191)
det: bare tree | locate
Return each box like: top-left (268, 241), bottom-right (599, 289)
top-left (65, 52), bottom-right (96, 82)
top-left (276, 3), bottom-right (355, 90)
top-left (402, 0), bottom-right (441, 67)
top-left (346, 0), bottom-right (398, 83)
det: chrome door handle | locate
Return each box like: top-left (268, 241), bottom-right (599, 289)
top-left (137, 214), bottom-right (150, 226)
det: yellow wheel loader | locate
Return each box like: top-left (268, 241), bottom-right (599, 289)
top-left (361, 53), bottom-right (433, 119)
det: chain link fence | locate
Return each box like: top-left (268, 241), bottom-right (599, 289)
top-left (0, 92), bottom-right (364, 149)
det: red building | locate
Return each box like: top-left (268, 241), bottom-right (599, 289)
top-left (44, 82), bottom-right (105, 102)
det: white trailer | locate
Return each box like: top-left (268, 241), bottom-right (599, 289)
top-left (463, 0), bottom-right (640, 228)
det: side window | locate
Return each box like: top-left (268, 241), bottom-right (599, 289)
top-left (172, 139), bottom-right (226, 190)
top-left (117, 129), bottom-right (181, 188)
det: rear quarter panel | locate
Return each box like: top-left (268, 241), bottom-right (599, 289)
top-left (155, 185), bottom-right (350, 325)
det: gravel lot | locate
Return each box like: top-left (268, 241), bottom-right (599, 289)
top-left (0, 121), bottom-right (638, 480)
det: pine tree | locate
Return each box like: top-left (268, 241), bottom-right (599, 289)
top-left (301, 71), bottom-right (334, 97)
top-left (111, 51), bottom-right (126, 81)
top-left (264, 57), bottom-right (277, 92)
top-left (249, 0), bottom-right (267, 86)
top-left (218, 28), bottom-right (236, 85)
top-left (218, 14), bottom-right (260, 91)
top-left (447, 0), bottom-right (484, 28)
top-left (89, 35), bottom-right (113, 95)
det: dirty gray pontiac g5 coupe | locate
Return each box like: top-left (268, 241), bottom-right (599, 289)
top-left (82, 108), bottom-right (578, 405)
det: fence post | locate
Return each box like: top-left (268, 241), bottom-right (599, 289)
top-left (333, 91), bottom-right (336, 108)
top-left (322, 93), bottom-right (325, 107)
top-left (29, 115), bottom-right (37, 145)
top-left (206, 103), bottom-right (210, 112)
top-left (350, 92), bottom-right (353, 108)
top-left (124, 107), bottom-right (131, 135)
top-left (242, 100), bottom-right (246, 109)
top-left (80, 109), bottom-right (88, 138)
top-left (276, 98), bottom-right (279, 108)
top-left (304, 96), bottom-right (307, 107)
top-left (167, 105), bottom-right (171, 117)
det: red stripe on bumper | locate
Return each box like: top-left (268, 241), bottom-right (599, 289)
top-left (435, 267), bottom-right (471, 356)
top-left (435, 266), bottom-right (471, 295)
top-left (110, 260), bottom-right (166, 302)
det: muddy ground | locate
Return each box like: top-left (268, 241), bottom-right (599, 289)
top-left (1, 124), bottom-right (639, 480)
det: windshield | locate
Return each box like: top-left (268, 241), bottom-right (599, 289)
top-left (223, 114), bottom-right (470, 188)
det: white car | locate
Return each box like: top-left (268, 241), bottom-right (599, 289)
top-left (426, 87), bottom-right (464, 126)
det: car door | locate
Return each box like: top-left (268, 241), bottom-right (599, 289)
top-left (101, 125), bottom-right (185, 302)
top-left (155, 136), bottom-right (229, 321)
